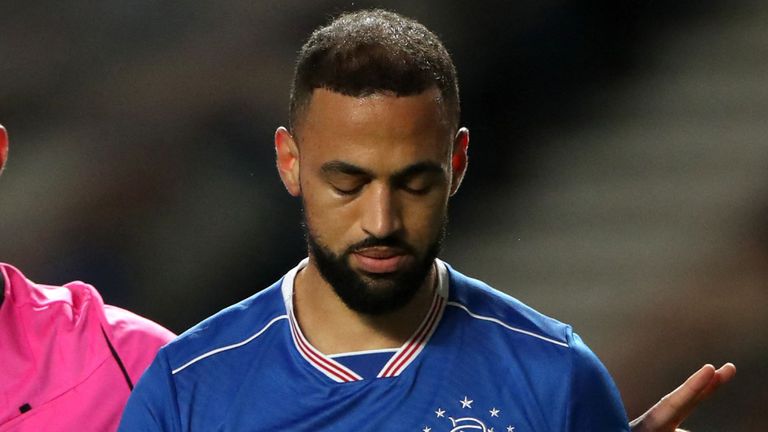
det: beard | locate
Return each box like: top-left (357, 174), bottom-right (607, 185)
top-left (303, 217), bottom-right (446, 316)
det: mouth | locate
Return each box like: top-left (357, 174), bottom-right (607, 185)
top-left (351, 247), bottom-right (411, 274)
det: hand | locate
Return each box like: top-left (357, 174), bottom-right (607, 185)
top-left (629, 363), bottom-right (736, 432)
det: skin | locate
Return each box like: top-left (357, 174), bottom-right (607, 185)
top-left (631, 363), bottom-right (736, 432)
top-left (275, 87), bottom-right (468, 354)
top-left (0, 125), bottom-right (7, 172)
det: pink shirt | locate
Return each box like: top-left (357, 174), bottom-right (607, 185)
top-left (0, 263), bottom-right (175, 431)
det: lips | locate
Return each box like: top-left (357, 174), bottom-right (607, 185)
top-left (352, 248), bottom-right (410, 274)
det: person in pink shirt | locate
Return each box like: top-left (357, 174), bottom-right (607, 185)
top-left (0, 124), bottom-right (733, 431)
top-left (0, 125), bottom-right (175, 431)
top-left (0, 264), bottom-right (175, 431)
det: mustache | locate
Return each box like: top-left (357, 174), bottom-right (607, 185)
top-left (346, 236), bottom-right (416, 255)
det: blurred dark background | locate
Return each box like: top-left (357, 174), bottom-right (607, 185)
top-left (2, 0), bottom-right (765, 429)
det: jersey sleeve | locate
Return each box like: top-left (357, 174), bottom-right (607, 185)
top-left (566, 331), bottom-right (630, 431)
top-left (118, 349), bottom-right (181, 431)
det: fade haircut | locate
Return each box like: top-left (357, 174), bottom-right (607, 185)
top-left (289, 9), bottom-right (460, 135)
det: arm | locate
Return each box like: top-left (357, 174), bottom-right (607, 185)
top-left (629, 363), bottom-right (736, 432)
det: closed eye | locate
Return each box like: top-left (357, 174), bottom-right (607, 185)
top-left (401, 183), bottom-right (432, 195)
top-left (391, 161), bottom-right (445, 196)
top-left (394, 174), bottom-right (441, 196)
top-left (332, 183), bottom-right (364, 196)
top-left (321, 161), bottom-right (371, 197)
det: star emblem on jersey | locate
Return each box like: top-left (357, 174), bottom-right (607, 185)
top-left (420, 396), bottom-right (517, 431)
top-left (460, 396), bottom-right (473, 408)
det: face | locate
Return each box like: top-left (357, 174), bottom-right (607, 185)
top-left (276, 88), bottom-right (469, 315)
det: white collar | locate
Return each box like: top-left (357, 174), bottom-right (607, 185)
top-left (281, 258), bottom-right (449, 382)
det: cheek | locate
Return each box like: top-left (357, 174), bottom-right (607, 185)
top-left (403, 197), bottom-right (448, 243)
top-left (302, 183), bottom-right (360, 245)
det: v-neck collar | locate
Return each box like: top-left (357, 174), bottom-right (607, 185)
top-left (281, 258), bottom-right (449, 383)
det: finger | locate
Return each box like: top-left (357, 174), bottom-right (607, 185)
top-left (651, 364), bottom-right (716, 426)
top-left (698, 362), bottom-right (736, 400)
top-left (630, 363), bottom-right (736, 432)
top-left (665, 364), bottom-right (716, 410)
top-left (715, 362), bottom-right (736, 383)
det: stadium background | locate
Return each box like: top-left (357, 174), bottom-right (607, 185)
top-left (1, 1), bottom-right (765, 428)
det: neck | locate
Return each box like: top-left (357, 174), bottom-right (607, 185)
top-left (293, 259), bottom-right (436, 355)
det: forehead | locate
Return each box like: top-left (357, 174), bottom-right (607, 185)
top-left (297, 88), bottom-right (452, 169)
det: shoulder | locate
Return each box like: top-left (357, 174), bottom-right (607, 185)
top-left (160, 279), bottom-right (288, 374)
top-left (442, 264), bottom-right (628, 428)
top-left (1, 263), bottom-right (177, 398)
top-left (2, 262), bottom-right (104, 320)
top-left (7, 263), bottom-right (176, 360)
top-left (2, 262), bottom-right (117, 341)
top-left (103, 305), bottom-right (175, 345)
top-left (102, 304), bottom-right (176, 380)
top-left (444, 264), bottom-right (572, 349)
top-left (120, 281), bottom-right (289, 429)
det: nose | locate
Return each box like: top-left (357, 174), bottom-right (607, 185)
top-left (360, 184), bottom-right (402, 239)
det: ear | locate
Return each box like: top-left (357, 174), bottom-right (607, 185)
top-left (0, 125), bottom-right (8, 172)
top-left (275, 127), bottom-right (301, 196)
top-left (449, 127), bottom-right (469, 196)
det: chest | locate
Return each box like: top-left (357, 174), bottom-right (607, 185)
top-left (175, 329), bottom-right (568, 432)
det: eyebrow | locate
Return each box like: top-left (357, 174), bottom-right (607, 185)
top-left (391, 161), bottom-right (445, 181)
top-left (320, 161), bottom-right (374, 177)
top-left (319, 160), bottom-right (445, 181)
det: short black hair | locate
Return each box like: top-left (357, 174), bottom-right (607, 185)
top-left (289, 9), bottom-right (460, 134)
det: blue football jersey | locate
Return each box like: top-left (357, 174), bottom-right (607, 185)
top-left (120, 259), bottom-right (629, 431)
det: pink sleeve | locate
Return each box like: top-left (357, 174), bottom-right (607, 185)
top-left (101, 305), bottom-right (176, 385)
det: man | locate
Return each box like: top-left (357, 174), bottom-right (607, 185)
top-left (0, 126), bottom-right (176, 431)
top-left (0, 102), bottom-right (729, 432)
top-left (118, 10), bottom-right (734, 431)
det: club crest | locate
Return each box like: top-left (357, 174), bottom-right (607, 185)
top-left (420, 396), bottom-right (516, 432)
top-left (449, 416), bottom-right (487, 431)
